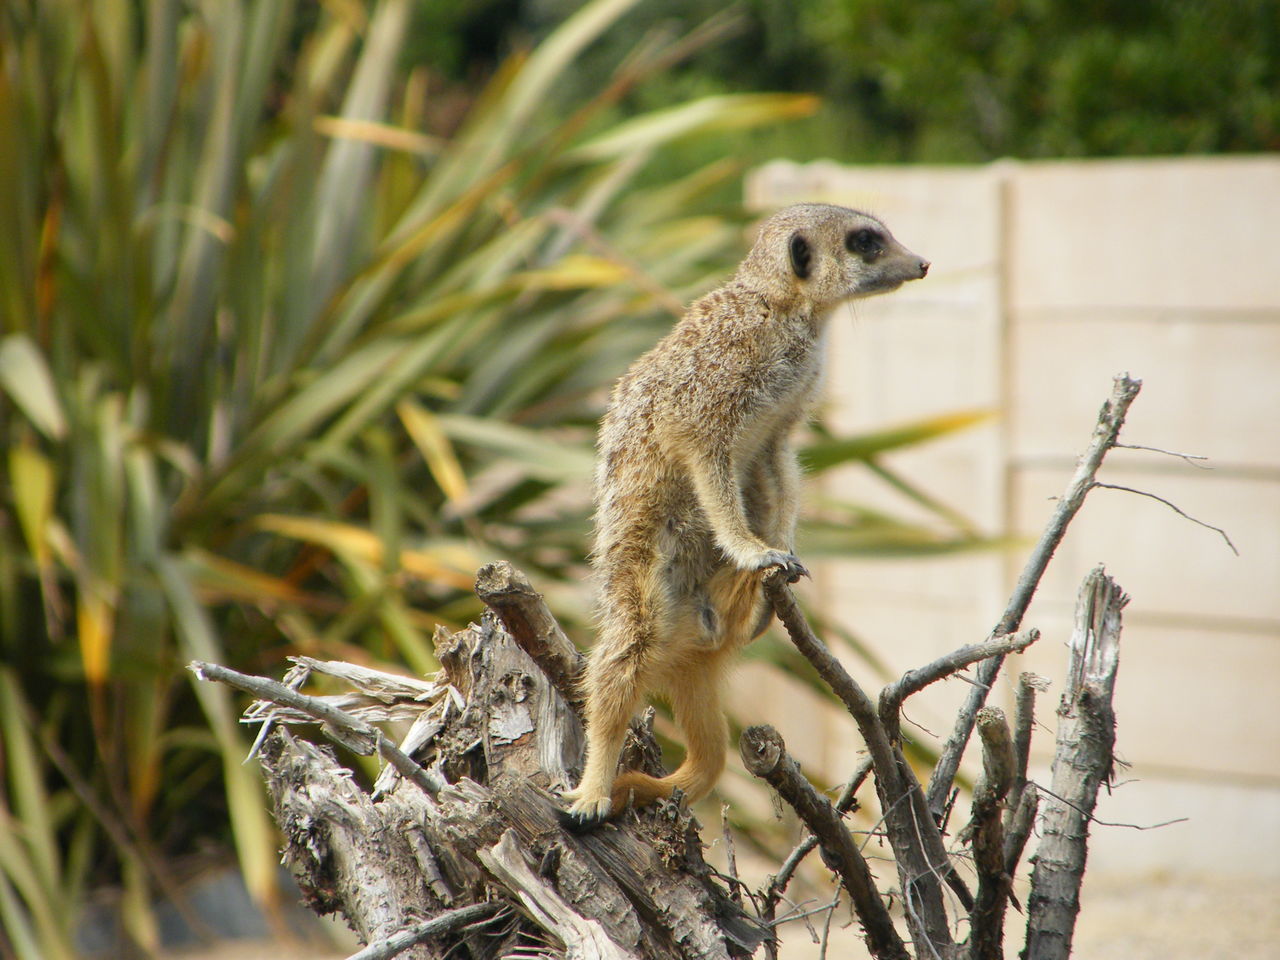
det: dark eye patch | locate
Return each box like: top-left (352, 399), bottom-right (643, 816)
top-left (846, 228), bottom-right (884, 259)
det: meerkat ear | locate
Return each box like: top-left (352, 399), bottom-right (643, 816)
top-left (789, 233), bottom-right (811, 279)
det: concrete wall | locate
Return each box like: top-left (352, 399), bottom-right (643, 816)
top-left (740, 156), bottom-right (1280, 877)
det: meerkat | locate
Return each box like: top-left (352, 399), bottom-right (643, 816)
top-left (561, 203), bottom-right (929, 828)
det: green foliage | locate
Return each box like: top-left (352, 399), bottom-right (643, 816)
top-left (804, 0), bottom-right (1280, 159)
top-left (503, 0), bottom-right (1280, 169)
top-left (0, 0), bottom-right (991, 952)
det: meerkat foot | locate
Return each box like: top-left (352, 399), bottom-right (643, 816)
top-left (558, 792), bottom-right (615, 832)
top-left (750, 549), bottom-right (810, 583)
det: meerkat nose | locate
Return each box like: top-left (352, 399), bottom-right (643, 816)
top-left (916, 259), bottom-right (930, 278)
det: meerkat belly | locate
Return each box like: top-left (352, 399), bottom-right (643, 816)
top-left (646, 495), bottom-right (764, 653)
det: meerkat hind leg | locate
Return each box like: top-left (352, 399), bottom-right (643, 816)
top-left (560, 642), bottom-right (649, 830)
top-left (661, 653), bottom-right (729, 801)
top-left (593, 650), bottom-right (730, 817)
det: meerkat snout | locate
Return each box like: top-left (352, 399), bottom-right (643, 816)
top-left (917, 259), bottom-right (931, 277)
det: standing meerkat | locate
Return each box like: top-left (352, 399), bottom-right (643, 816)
top-left (561, 203), bottom-right (929, 828)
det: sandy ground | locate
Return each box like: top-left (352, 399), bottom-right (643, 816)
top-left (163, 871), bottom-right (1280, 959)
top-left (775, 871), bottom-right (1280, 959)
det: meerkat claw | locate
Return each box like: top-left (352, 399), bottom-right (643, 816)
top-left (754, 550), bottom-right (809, 583)
top-left (558, 796), bottom-right (614, 833)
top-left (785, 559), bottom-right (811, 583)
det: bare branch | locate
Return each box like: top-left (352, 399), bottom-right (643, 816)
top-left (739, 725), bottom-right (910, 960)
top-left (879, 630), bottom-right (1040, 736)
top-left (1029, 783), bottom-right (1189, 831)
top-left (721, 804), bottom-right (742, 907)
top-left (1092, 481), bottom-right (1239, 555)
top-left (763, 756), bottom-right (874, 921)
top-left (818, 890), bottom-right (842, 960)
top-left (964, 708), bottom-right (1016, 960)
top-left (1025, 567), bottom-right (1126, 960)
top-left (188, 659), bottom-right (445, 797)
top-left (927, 373), bottom-right (1142, 820)
top-left (1005, 673), bottom-right (1050, 834)
top-left (763, 573), bottom-right (901, 790)
top-left (344, 902), bottom-right (505, 960)
top-left (1002, 783), bottom-right (1039, 880)
top-left (763, 573), bottom-right (957, 952)
top-left (1114, 442), bottom-right (1212, 468)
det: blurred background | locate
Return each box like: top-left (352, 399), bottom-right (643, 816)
top-left (1, 1), bottom-right (1276, 957)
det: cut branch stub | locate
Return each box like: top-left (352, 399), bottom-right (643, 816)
top-left (1024, 566), bottom-right (1127, 960)
top-left (964, 707), bottom-right (1016, 960)
top-left (739, 725), bottom-right (910, 960)
top-left (475, 560), bottom-right (586, 708)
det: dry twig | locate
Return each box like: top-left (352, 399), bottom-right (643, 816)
top-left (926, 373), bottom-right (1142, 820)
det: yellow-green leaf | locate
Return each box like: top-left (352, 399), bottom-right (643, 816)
top-left (9, 444), bottom-right (55, 569)
top-left (157, 557), bottom-right (279, 912)
top-left (568, 93), bottom-right (820, 163)
top-left (435, 414), bottom-right (595, 482)
top-left (800, 409), bottom-right (997, 473)
top-left (514, 254), bottom-right (632, 291)
top-left (0, 335), bottom-right (66, 440)
top-left (397, 399), bottom-right (469, 506)
top-left (253, 514), bottom-right (478, 590)
top-left (183, 549), bottom-right (311, 605)
top-left (76, 588), bottom-right (114, 685)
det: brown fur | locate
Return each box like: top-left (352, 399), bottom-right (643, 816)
top-left (562, 204), bottom-right (929, 825)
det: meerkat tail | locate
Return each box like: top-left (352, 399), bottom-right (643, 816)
top-left (606, 661), bottom-right (729, 813)
top-left (609, 752), bottom-right (724, 811)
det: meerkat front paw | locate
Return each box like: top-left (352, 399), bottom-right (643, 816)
top-left (749, 549), bottom-right (810, 583)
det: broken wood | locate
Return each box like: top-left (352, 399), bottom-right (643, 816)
top-left (1024, 567), bottom-right (1127, 960)
top-left (195, 608), bottom-right (764, 960)
top-left (185, 375), bottom-right (1180, 959)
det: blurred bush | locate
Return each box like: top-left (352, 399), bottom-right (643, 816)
top-left (0, 0), bottom-right (989, 954)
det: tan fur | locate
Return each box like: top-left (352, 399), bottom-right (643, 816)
top-left (563, 204), bottom-right (929, 824)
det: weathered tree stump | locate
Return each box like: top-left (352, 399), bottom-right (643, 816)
top-left (198, 564), bottom-right (766, 960)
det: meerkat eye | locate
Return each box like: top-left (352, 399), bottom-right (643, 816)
top-left (846, 228), bottom-right (884, 258)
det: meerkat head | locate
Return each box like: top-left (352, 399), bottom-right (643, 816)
top-left (738, 203), bottom-right (929, 312)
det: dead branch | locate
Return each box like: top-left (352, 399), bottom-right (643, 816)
top-left (345, 903), bottom-right (506, 960)
top-left (1092, 482), bottom-right (1239, 555)
top-left (1113, 441), bottom-right (1211, 468)
top-left (1024, 567), bottom-right (1126, 960)
top-left (1005, 673), bottom-right (1049, 835)
top-left (763, 572), bottom-right (971, 955)
top-left (474, 561), bottom-right (587, 706)
top-left (1002, 783), bottom-right (1038, 889)
top-left (926, 373), bottom-right (1142, 821)
top-left (739, 725), bottom-right (909, 960)
top-left (963, 708), bottom-right (1015, 960)
top-left (763, 573), bottom-right (958, 954)
top-left (761, 755), bottom-right (873, 936)
top-left (188, 659), bottom-right (445, 796)
top-left (879, 630), bottom-right (1040, 738)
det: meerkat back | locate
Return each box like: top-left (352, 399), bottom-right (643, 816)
top-left (561, 203), bottom-right (928, 829)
